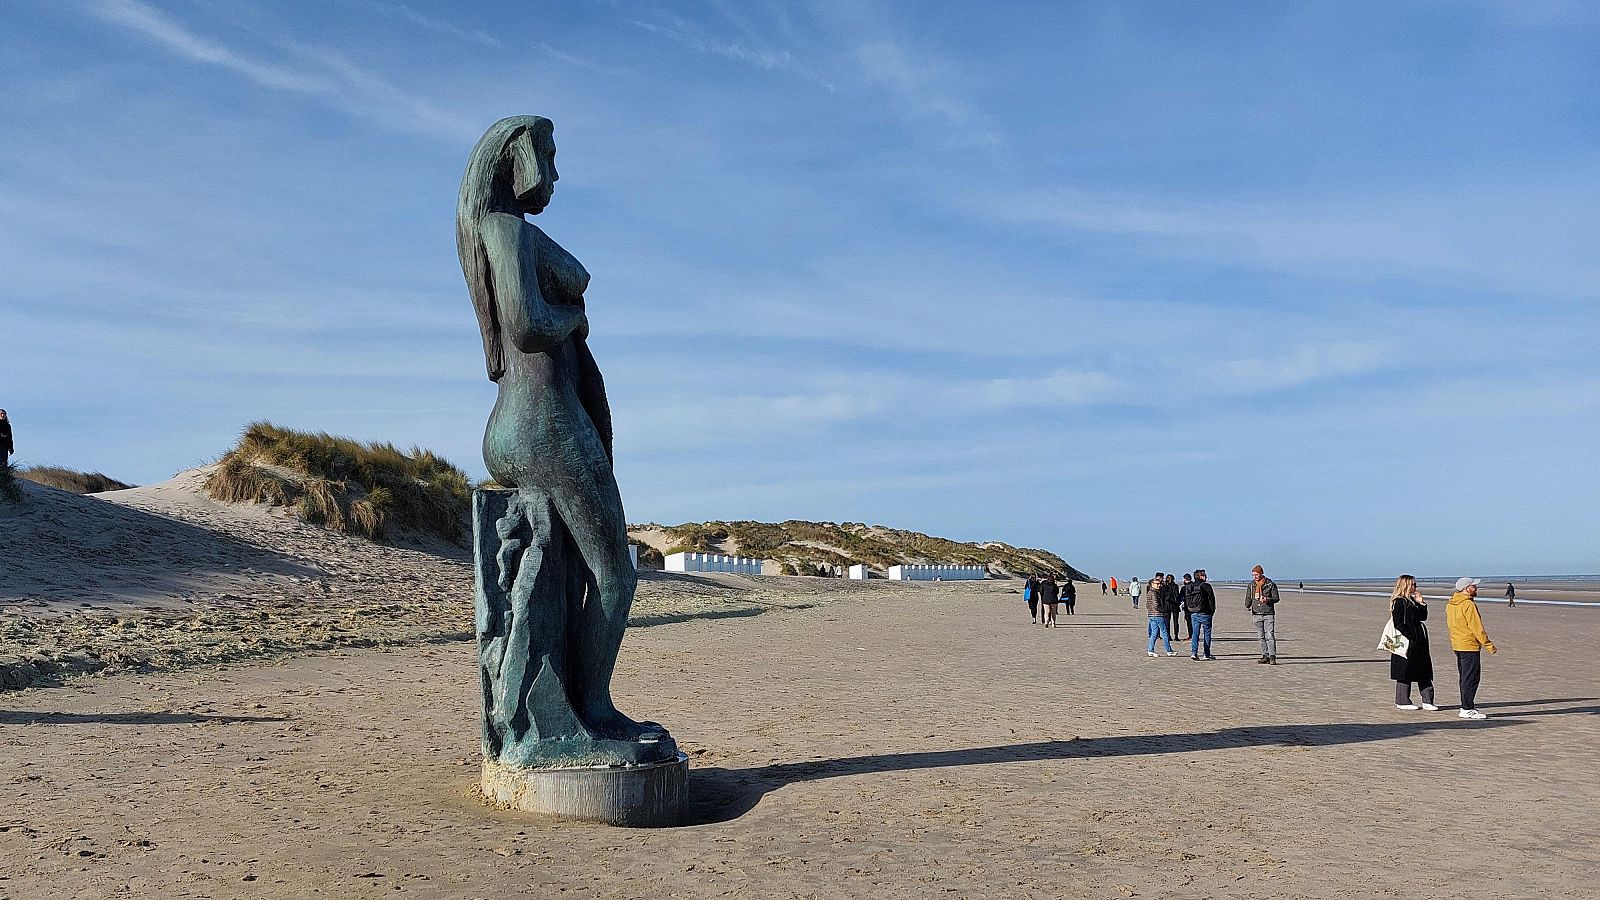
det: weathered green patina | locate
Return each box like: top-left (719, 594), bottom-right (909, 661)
top-left (458, 116), bottom-right (677, 770)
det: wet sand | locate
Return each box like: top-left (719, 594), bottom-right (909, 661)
top-left (3, 582), bottom-right (1595, 899)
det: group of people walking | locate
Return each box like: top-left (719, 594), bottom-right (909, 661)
top-left (1022, 574), bottom-right (1076, 626)
top-left (1023, 565), bottom-right (1506, 721)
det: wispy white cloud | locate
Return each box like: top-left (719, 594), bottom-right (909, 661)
top-left (628, 9), bottom-right (836, 91)
top-left (88, 0), bottom-right (477, 142)
top-left (853, 40), bottom-right (997, 144)
top-left (1204, 341), bottom-right (1395, 394)
top-left (342, 0), bottom-right (505, 49)
top-left (971, 182), bottom-right (1600, 299)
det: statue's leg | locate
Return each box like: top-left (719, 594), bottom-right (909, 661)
top-left (544, 461), bottom-right (658, 741)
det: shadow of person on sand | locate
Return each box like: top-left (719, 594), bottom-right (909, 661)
top-left (681, 718), bottom-right (1524, 825)
top-left (0, 710), bottom-right (288, 726)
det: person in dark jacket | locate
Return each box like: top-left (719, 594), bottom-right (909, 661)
top-left (1145, 573), bottom-right (1175, 656)
top-left (1387, 574), bottom-right (1437, 710)
top-left (1176, 573), bottom-right (1194, 639)
top-left (1186, 569), bottom-right (1217, 659)
top-left (0, 409), bottom-right (12, 467)
top-left (1061, 577), bottom-right (1077, 615)
top-left (1038, 575), bottom-right (1060, 627)
top-left (1162, 573), bottom-right (1180, 639)
top-left (1023, 575), bottom-right (1041, 623)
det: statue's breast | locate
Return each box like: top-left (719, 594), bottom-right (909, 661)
top-left (527, 224), bottom-right (590, 305)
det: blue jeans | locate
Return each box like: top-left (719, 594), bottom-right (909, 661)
top-left (1189, 613), bottom-right (1213, 657)
top-left (1146, 616), bottom-right (1171, 653)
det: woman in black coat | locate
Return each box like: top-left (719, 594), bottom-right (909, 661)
top-left (1388, 574), bottom-right (1436, 710)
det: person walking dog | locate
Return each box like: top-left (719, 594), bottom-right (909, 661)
top-left (1448, 578), bottom-right (1498, 719)
top-left (1245, 564), bottom-right (1280, 664)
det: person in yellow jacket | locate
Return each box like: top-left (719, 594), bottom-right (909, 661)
top-left (1447, 578), bottom-right (1498, 720)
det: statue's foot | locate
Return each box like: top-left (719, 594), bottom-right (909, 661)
top-left (582, 701), bottom-right (670, 743)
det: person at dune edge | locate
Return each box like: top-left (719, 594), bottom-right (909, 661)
top-left (1448, 578), bottom-right (1498, 719)
top-left (1246, 564), bottom-right (1280, 664)
top-left (0, 409), bottom-right (12, 467)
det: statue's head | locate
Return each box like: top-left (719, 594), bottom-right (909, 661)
top-left (507, 117), bottom-right (558, 215)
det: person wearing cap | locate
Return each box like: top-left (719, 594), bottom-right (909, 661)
top-left (1245, 564), bottom-right (1280, 664)
top-left (1447, 578), bottom-right (1498, 719)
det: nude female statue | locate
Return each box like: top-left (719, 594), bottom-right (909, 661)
top-left (457, 116), bottom-right (671, 766)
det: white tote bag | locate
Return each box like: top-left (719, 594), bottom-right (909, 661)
top-left (1378, 619), bottom-right (1410, 657)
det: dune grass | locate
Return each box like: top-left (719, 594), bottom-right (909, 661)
top-left (205, 421), bottom-right (471, 543)
top-left (15, 466), bottom-right (133, 494)
top-left (648, 519), bottom-right (1087, 580)
top-left (0, 462), bottom-right (20, 504)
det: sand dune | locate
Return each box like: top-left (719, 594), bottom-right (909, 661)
top-left (0, 470), bottom-right (989, 689)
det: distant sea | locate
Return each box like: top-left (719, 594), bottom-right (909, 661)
top-left (1211, 575), bottom-right (1600, 607)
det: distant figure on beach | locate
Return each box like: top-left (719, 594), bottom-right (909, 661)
top-left (0, 409), bottom-right (12, 467)
top-left (1448, 578), bottom-right (1498, 719)
top-left (1062, 577), bottom-right (1077, 615)
top-left (1109, 576), bottom-right (1118, 596)
top-left (1299, 581), bottom-right (1305, 593)
top-left (1130, 576), bottom-right (1142, 610)
top-left (1505, 582), bottom-right (1516, 608)
top-left (1246, 564), bottom-right (1280, 664)
top-left (1024, 574), bottom-right (1040, 624)
top-left (1100, 581), bottom-right (1107, 595)
top-left (1387, 575), bottom-right (1438, 711)
top-left (1145, 572), bottom-right (1175, 656)
top-left (1039, 575), bottom-right (1060, 627)
top-left (1186, 570), bottom-right (1216, 660)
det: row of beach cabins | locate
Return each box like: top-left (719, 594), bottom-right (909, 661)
top-left (636, 549), bottom-right (988, 581)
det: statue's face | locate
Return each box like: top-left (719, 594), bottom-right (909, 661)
top-left (512, 129), bottom-right (559, 215)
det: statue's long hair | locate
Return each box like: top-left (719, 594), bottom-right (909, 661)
top-left (456, 116), bottom-right (553, 381)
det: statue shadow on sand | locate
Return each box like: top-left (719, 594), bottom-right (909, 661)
top-left (681, 718), bottom-right (1530, 826)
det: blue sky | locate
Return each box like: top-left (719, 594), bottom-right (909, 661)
top-left (2, 1), bottom-right (1597, 579)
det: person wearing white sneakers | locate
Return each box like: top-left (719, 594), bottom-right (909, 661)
top-left (1447, 577), bottom-right (1498, 719)
top-left (1386, 575), bottom-right (1438, 710)
top-left (1144, 575), bottom-right (1177, 656)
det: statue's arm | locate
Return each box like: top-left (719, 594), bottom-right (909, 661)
top-left (481, 213), bottom-right (588, 353)
top-left (574, 339), bottom-right (614, 464)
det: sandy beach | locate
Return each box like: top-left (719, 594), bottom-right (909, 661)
top-left (4, 564), bottom-right (1596, 898)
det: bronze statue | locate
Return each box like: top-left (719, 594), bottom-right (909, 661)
top-left (458, 116), bottom-right (676, 770)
